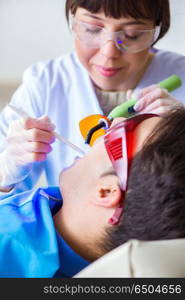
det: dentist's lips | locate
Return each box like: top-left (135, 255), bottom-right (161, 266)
top-left (95, 65), bottom-right (122, 77)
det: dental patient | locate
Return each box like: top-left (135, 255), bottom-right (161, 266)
top-left (1, 108), bottom-right (185, 278)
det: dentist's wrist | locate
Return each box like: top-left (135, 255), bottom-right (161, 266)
top-left (0, 151), bottom-right (32, 186)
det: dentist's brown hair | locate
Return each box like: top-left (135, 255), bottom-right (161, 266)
top-left (65, 0), bottom-right (170, 45)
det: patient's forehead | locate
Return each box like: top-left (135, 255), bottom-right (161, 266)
top-left (134, 116), bottom-right (161, 154)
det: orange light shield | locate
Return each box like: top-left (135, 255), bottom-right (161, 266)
top-left (79, 114), bottom-right (111, 146)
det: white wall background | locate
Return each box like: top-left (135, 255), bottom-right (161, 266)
top-left (0, 0), bottom-right (72, 83)
top-left (0, 0), bottom-right (185, 84)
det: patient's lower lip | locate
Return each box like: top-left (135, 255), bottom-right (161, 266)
top-left (62, 156), bottom-right (81, 173)
top-left (95, 65), bottom-right (122, 77)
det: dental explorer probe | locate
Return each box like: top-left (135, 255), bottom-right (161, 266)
top-left (8, 104), bottom-right (85, 156)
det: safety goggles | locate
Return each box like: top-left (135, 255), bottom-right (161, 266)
top-left (71, 17), bottom-right (160, 53)
top-left (104, 113), bottom-right (157, 225)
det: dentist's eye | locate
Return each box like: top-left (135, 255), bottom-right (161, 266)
top-left (83, 23), bottom-right (103, 35)
top-left (124, 32), bottom-right (143, 41)
top-left (86, 28), bottom-right (101, 34)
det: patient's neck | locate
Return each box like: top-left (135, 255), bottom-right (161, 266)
top-left (53, 208), bottom-right (104, 262)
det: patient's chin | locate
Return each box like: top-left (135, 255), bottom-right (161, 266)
top-left (61, 156), bottom-right (81, 175)
top-left (59, 156), bottom-right (81, 190)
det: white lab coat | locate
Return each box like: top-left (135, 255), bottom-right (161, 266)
top-left (0, 50), bottom-right (185, 192)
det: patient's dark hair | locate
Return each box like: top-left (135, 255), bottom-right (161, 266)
top-left (103, 108), bottom-right (185, 254)
top-left (65, 0), bottom-right (170, 44)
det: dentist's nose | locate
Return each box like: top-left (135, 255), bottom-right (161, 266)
top-left (99, 40), bottom-right (121, 58)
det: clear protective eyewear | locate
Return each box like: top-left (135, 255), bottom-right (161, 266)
top-left (104, 113), bottom-right (157, 225)
top-left (71, 17), bottom-right (160, 53)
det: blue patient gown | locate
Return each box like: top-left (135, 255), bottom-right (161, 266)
top-left (0, 187), bottom-right (89, 278)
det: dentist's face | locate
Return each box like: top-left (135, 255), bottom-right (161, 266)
top-left (74, 8), bottom-right (155, 91)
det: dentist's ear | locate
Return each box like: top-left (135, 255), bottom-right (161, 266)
top-left (92, 176), bottom-right (123, 208)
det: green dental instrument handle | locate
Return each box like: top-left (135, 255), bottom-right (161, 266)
top-left (159, 74), bottom-right (182, 92)
top-left (107, 74), bottom-right (182, 119)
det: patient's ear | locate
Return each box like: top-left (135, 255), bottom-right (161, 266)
top-left (92, 176), bottom-right (122, 208)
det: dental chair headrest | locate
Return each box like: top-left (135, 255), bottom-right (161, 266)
top-left (75, 239), bottom-right (185, 278)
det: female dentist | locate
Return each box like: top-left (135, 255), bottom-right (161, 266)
top-left (0, 0), bottom-right (185, 193)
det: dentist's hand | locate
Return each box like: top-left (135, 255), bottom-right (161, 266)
top-left (132, 85), bottom-right (183, 116)
top-left (0, 115), bottom-right (55, 188)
